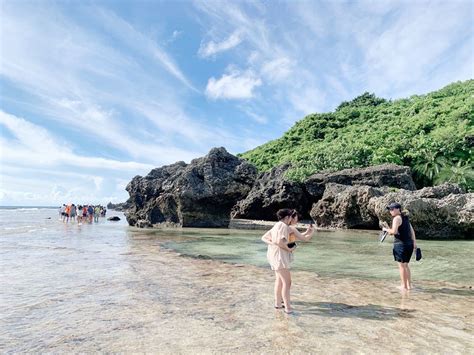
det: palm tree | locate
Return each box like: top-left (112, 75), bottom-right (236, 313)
top-left (412, 150), bottom-right (447, 183)
top-left (435, 160), bottom-right (474, 190)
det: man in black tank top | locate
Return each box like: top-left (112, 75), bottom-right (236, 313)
top-left (382, 203), bottom-right (417, 291)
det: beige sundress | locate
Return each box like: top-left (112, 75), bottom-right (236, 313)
top-left (265, 221), bottom-right (291, 270)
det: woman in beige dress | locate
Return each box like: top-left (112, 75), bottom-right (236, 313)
top-left (261, 209), bottom-right (314, 313)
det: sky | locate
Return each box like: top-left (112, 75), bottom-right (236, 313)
top-left (0, 0), bottom-right (473, 206)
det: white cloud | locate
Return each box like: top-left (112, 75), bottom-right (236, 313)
top-left (94, 7), bottom-right (196, 91)
top-left (289, 85), bottom-right (327, 116)
top-left (0, 165), bottom-right (135, 206)
top-left (293, 0), bottom-right (474, 100)
top-left (165, 30), bottom-right (183, 44)
top-left (205, 70), bottom-right (262, 99)
top-left (0, 111), bottom-right (154, 171)
top-left (245, 111), bottom-right (268, 124)
top-left (0, 3), bottom-right (240, 164)
top-left (238, 106), bottom-right (268, 124)
top-left (363, 1), bottom-right (473, 95)
top-left (261, 57), bottom-right (294, 83)
top-left (194, 1), bottom-right (318, 117)
top-left (198, 30), bottom-right (243, 58)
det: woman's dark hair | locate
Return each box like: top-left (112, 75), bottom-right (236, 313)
top-left (276, 208), bottom-right (298, 220)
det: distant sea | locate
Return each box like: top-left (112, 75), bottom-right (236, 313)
top-left (0, 206), bottom-right (58, 209)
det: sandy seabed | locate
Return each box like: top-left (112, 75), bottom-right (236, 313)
top-left (3, 236), bottom-right (472, 354)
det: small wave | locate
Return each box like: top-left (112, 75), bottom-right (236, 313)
top-left (3, 226), bottom-right (35, 230)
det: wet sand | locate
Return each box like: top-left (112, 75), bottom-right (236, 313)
top-left (3, 233), bottom-right (472, 353)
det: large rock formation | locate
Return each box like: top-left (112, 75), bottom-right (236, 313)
top-left (107, 201), bottom-right (130, 212)
top-left (309, 181), bottom-right (472, 238)
top-left (231, 163), bottom-right (312, 221)
top-left (310, 183), bottom-right (385, 228)
top-left (367, 184), bottom-right (473, 239)
top-left (125, 147), bottom-right (258, 228)
top-left (305, 164), bottom-right (416, 201)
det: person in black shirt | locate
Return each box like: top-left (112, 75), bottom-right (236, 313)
top-left (382, 202), bottom-right (417, 290)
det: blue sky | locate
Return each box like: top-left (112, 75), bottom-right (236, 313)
top-left (0, 0), bottom-right (473, 206)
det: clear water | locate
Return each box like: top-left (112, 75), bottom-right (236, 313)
top-left (159, 228), bottom-right (474, 284)
top-left (1, 207), bottom-right (472, 353)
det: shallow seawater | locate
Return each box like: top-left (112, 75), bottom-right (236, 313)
top-left (1, 208), bottom-right (473, 353)
top-left (159, 228), bottom-right (474, 284)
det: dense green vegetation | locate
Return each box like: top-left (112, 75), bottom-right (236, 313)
top-left (239, 80), bottom-right (474, 191)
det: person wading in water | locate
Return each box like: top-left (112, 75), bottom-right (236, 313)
top-left (261, 209), bottom-right (314, 313)
top-left (382, 202), bottom-right (417, 291)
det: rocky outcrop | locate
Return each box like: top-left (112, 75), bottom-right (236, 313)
top-left (125, 147), bottom-right (258, 228)
top-left (231, 163), bottom-right (312, 221)
top-left (309, 181), bottom-right (472, 238)
top-left (410, 183), bottom-right (464, 199)
top-left (107, 201), bottom-right (130, 212)
top-left (305, 164), bottom-right (416, 201)
top-left (367, 184), bottom-right (473, 239)
top-left (310, 183), bottom-right (385, 228)
top-left (123, 148), bottom-right (471, 239)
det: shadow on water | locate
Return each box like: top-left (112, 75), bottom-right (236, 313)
top-left (418, 287), bottom-right (474, 297)
top-left (293, 301), bottom-right (416, 320)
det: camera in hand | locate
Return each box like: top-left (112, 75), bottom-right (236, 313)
top-left (287, 242), bottom-right (297, 248)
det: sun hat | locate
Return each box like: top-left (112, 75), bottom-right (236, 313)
top-left (386, 202), bottom-right (402, 210)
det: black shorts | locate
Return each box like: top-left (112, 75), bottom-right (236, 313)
top-left (393, 243), bottom-right (414, 263)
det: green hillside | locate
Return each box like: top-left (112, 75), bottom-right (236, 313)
top-left (239, 80), bottom-right (474, 191)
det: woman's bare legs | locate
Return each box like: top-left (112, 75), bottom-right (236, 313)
top-left (274, 272), bottom-right (283, 307)
top-left (407, 264), bottom-right (412, 289)
top-left (398, 262), bottom-right (410, 290)
top-left (276, 269), bottom-right (292, 312)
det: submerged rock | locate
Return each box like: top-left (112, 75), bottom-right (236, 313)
top-left (125, 147), bottom-right (258, 228)
top-left (107, 216), bottom-right (121, 221)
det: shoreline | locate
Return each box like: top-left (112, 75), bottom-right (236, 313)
top-left (229, 218), bottom-right (384, 234)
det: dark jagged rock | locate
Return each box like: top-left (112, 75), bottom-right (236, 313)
top-left (125, 147), bottom-right (258, 228)
top-left (305, 164), bottom-right (416, 201)
top-left (107, 216), bottom-right (121, 221)
top-left (310, 183), bottom-right (385, 229)
top-left (231, 163), bottom-right (312, 221)
top-left (367, 184), bottom-right (473, 239)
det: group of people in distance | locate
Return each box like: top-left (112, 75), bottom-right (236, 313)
top-left (262, 203), bottom-right (417, 314)
top-left (59, 204), bottom-right (107, 224)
